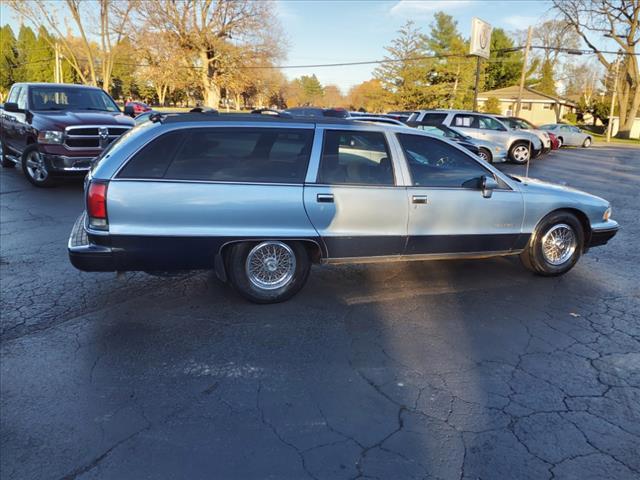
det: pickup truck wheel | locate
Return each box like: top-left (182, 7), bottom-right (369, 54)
top-left (478, 148), bottom-right (492, 163)
top-left (0, 140), bottom-right (15, 168)
top-left (509, 141), bottom-right (530, 164)
top-left (227, 241), bottom-right (310, 303)
top-left (520, 212), bottom-right (584, 276)
top-left (21, 146), bottom-right (55, 187)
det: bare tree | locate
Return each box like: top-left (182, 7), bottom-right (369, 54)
top-left (7, 0), bottom-right (134, 93)
top-left (137, 0), bottom-right (283, 109)
top-left (533, 20), bottom-right (581, 67)
top-left (553, 0), bottom-right (639, 138)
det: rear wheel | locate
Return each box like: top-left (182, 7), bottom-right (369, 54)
top-left (582, 137), bottom-right (591, 148)
top-left (226, 240), bottom-right (311, 303)
top-left (478, 148), bottom-right (492, 163)
top-left (509, 141), bottom-right (531, 164)
top-left (21, 145), bottom-right (55, 187)
top-left (520, 211), bottom-right (584, 276)
top-left (557, 137), bottom-right (563, 148)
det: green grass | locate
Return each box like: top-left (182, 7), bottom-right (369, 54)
top-left (589, 132), bottom-right (640, 146)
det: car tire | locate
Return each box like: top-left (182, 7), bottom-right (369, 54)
top-left (509, 141), bottom-right (531, 164)
top-left (21, 145), bottom-right (55, 187)
top-left (582, 137), bottom-right (591, 148)
top-left (557, 137), bottom-right (563, 148)
top-left (478, 148), bottom-right (493, 163)
top-left (0, 140), bottom-right (15, 168)
top-left (226, 240), bottom-right (311, 303)
top-left (520, 211), bottom-right (584, 276)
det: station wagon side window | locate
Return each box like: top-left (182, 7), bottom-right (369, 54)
top-left (163, 128), bottom-right (314, 183)
top-left (317, 130), bottom-right (394, 186)
top-left (397, 134), bottom-right (491, 188)
top-left (118, 130), bottom-right (185, 178)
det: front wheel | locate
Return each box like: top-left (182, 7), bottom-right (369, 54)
top-left (226, 241), bottom-right (311, 303)
top-left (509, 142), bottom-right (531, 164)
top-left (582, 137), bottom-right (592, 148)
top-left (21, 146), bottom-right (55, 187)
top-left (0, 140), bottom-right (15, 168)
top-left (520, 212), bottom-right (584, 276)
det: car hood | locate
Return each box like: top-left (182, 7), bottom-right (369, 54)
top-left (512, 175), bottom-right (607, 205)
top-left (33, 110), bottom-right (135, 130)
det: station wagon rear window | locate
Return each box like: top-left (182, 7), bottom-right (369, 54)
top-left (119, 128), bottom-right (314, 183)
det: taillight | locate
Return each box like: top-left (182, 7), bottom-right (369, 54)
top-left (87, 181), bottom-right (108, 230)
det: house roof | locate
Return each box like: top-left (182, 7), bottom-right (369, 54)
top-left (478, 86), bottom-right (577, 106)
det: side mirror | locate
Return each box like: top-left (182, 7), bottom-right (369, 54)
top-left (4, 102), bottom-right (20, 113)
top-left (481, 175), bottom-right (499, 198)
top-left (123, 105), bottom-right (135, 117)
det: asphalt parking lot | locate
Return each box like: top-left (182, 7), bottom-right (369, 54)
top-left (1, 145), bottom-right (639, 480)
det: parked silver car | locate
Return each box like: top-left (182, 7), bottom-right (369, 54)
top-left (540, 124), bottom-right (592, 148)
top-left (494, 116), bottom-right (552, 153)
top-left (408, 110), bottom-right (543, 164)
top-left (413, 124), bottom-right (508, 163)
top-left (69, 112), bottom-right (618, 303)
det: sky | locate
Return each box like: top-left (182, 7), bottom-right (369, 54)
top-left (1, 0), bottom-right (616, 94)
top-left (275, 0), bottom-right (557, 92)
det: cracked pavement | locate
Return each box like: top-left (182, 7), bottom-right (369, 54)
top-left (1, 146), bottom-right (639, 479)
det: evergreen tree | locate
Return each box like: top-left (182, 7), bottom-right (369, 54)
top-left (14, 25), bottom-right (37, 83)
top-left (537, 59), bottom-right (556, 96)
top-left (485, 28), bottom-right (523, 90)
top-left (374, 21), bottom-right (430, 109)
top-left (0, 25), bottom-right (18, 98)
top-left (426, 12), bottom-right (474, 108)
top-left (299, 74), bottom-right (323, 104)
top-left (29, 26), bottom-right (55, 82)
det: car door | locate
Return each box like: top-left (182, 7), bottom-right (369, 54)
top-left (449, 113), bottom-right (485, 140)
top-left (2, 86), bottom-right (22, 155)
top-left (303, 127), bottom-right (409, 259)
top-left (559, 125), bottom-right (577, 145)
top-left (394, 133), bottom-right (525, 255)
top-left (475, 115), bottom-right (510, 146)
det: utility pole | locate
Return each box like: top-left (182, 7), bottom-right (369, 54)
top-left (472, 56), bottom-right (481, 112)
top-left (53, 43), bottom-right (63, 83)
top-left (515, 26), bottom-right (533, 117)
top-left (606, 56), bottom-right (621, 143)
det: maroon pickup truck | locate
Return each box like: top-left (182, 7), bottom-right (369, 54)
top-left (0, 83), bottom-right (135, 187)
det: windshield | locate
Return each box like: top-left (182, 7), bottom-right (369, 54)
top-left (30, 86), bottom-right (119, 112)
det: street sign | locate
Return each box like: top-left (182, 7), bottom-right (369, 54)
top-left (470, 17), bottom-right (492, 59)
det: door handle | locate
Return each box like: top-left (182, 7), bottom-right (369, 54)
top-left (412, 195), bottom-right (428, 204)
top-left (317, 193), bottom-right (334, 203)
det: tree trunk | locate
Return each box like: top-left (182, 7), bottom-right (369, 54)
top-left (199, 50), bottom-right (221, 109)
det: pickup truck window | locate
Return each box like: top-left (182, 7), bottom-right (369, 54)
top-left (29, 86), bottom-right (119, 112)
top-left (7, 86), bottom-right (21, 104)
top-left (398, 134), bottom-right (488, 188)
top-left (318, 130), bottom-right (394, 186)
top-left (16, 87), bottom-right (27, 110)
top-left (162, 128), bottom-right (313, 183)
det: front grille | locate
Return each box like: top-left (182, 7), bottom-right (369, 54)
top-left (64, 125), bottom-right (131, 150)
top-left (69, 212), bottom-right (89, 247)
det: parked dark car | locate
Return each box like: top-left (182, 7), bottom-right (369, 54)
top-left (124, 101), bottom-right (152, 116)
top-left (0, 83), bottom-right (134, 187)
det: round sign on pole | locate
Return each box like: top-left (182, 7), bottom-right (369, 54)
top-left (470, 17), bottom-right (492, 59)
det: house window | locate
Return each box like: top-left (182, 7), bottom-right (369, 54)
top-left (543, 104), bottom-right (552, 110)
top-left (522, 103), bottom-right (532, 110)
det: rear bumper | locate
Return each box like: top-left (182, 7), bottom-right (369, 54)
top-left (68, 213), bottom-right (116, 271)
top-left (588, 225), bottom-right (619, 248)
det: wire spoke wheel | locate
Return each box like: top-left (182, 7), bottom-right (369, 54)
top-left (245, 241), bottom-right (296, 290)
top-left (25, 150), bottom-right (48, 182)
top-left (541, 224), bottom-right (577, 266)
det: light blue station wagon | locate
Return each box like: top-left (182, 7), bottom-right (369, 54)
top-left (69, 112), bottom-right (618, 303)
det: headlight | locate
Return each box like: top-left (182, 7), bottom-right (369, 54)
top-left (37, 131), bottom-right (64, 144)
top-left (603, 207), bottom-right (612, 221)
